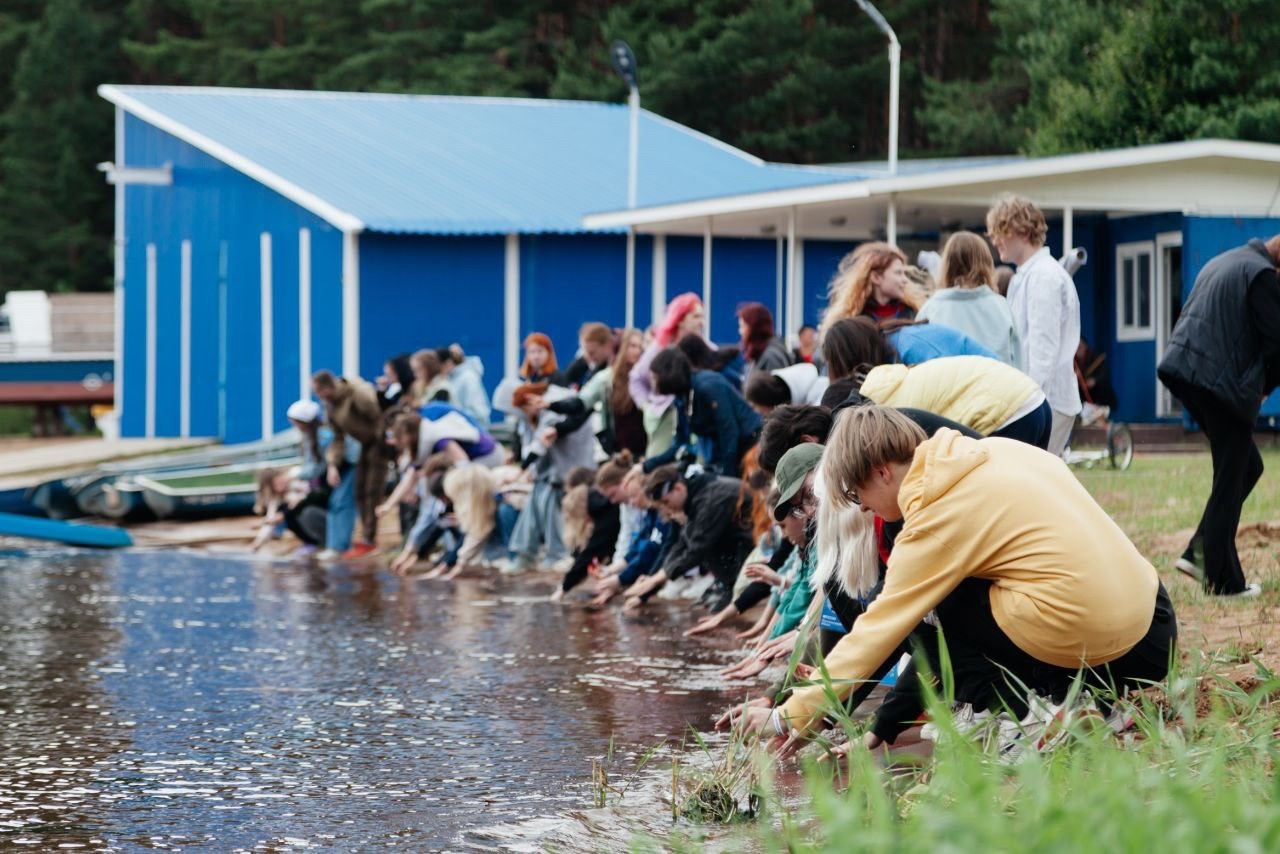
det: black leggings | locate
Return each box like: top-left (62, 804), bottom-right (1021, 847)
top-left (928, 577), bottom-right (1177, 720)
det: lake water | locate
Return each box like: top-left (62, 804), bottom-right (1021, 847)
top-left (0, 547), bottom-right (753, 851)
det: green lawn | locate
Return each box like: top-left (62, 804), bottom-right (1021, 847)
top-left (651, 450), bottom-right (1280, 852)
top-left (153, 470), bottom-right (257, 490)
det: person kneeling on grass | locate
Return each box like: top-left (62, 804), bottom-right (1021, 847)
top-left (730, 405), bottom-right (1177, 757)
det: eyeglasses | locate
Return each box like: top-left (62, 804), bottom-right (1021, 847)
top-left (843, 486), bottom-right (861, 506)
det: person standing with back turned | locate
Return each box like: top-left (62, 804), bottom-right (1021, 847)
top-left (1158, 235), bottom-right (1280, 598)
top-left (986, 195), bottom-right (1081, 455)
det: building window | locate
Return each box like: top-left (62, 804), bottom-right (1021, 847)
top-left (1116, 241), bottom-right (1154, 341)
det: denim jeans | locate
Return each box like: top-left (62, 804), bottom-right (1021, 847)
top-left (324, 466), bottom-right (357, 552)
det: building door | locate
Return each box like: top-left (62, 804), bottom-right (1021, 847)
top-left (1154, 231), bottom-right (1183, 418)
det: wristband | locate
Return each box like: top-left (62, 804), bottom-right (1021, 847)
top-left (770, 706), bottom-right (788, 737)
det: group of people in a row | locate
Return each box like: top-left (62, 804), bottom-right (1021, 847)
top-left (251, 192), bottom-right (1280, 758)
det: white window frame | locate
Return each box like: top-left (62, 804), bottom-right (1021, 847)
top-left (1154, 231), bottom-right (1184, 418)
top-left (1115, 240), bottom-right (1155, 342)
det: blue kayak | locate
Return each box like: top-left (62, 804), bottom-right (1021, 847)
top-left (0, 511), bottom-right (132, 548)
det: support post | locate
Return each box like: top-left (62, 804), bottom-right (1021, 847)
top-left (702, 217), bottom-right (713, 335)
top-left (341, 231), bottom-right (360, 378)
top-left (504, 234), bottom-right (520, 380)
top-left (1063, 205), bottom-right (1074, 254)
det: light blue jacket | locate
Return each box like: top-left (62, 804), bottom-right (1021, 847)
top-left (449, 356), bottom-right (491, 424)
top-left (916, 287), bottom-right (1020, 366)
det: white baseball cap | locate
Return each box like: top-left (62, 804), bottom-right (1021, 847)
top-left (286, 399), bottom-right (321, 423)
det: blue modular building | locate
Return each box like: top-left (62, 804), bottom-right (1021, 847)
top-left (99, 85), bottom-right (870, 442)
top-left (588, 139), bottom-right (1280, 425)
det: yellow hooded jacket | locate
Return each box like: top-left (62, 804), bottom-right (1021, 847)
top-left (859, 355), bottom-right (1041, 435)
top-left (779, 429), bottom-right (1159, 735)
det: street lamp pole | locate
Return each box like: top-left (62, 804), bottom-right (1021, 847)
top-left (611, 40), bottom-right (640, 329)
top-left (854, 1), bottom-right (900, 243)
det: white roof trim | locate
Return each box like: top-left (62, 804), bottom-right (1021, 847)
top-left (98, 84), bottom-right (365, 234)
top-left (584, 138), bottom-right (1280, 229)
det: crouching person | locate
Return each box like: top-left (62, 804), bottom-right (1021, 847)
top-left (732, 405), bottom-right (1176, 757)
top-left (624, 463), bottom-right (754, 613)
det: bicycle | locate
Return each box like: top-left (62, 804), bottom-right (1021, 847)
top-left (1062, 410), bottom-right (1134, 470)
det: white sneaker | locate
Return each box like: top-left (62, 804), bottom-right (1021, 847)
top-left (921, 702), bottom-right (992, 742)
top-left (1174, 556), bottom-right (1205, 584)
top-left (1219, 583), bottom-right (1262, 600)
top-left (494, 557), bottom-right (524, 575)
top-left (316, 548), bottom-right (340, 562)
top-left (548, 556), bottom-right (575, 574)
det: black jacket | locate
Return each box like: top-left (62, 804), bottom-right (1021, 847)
top-left (560, 489), bottom-right (621, 593)
top-left (1159, 239), bottom-right (1280, 423)
top-left (660, 472), bottom-right (753, 583)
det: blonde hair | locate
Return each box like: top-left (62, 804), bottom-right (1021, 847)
top-left (985, 194), bottom-right (1047, 246)
top-left (595, 450), bottom-right (635, 490)
top-left (811, 467), bottom-right (880, 598)
top-left (822, 405), bottom-right (926, 508)
top-left (819, 242), bottom-right (914, 336)
top-left (442, 465), bottom-right (497, 544)
top-left (561, 484), bottom-right (593, 552)
top-left (254, 467), bottom-right (287, 515)
top-left (938, 231), bottom-right (997, 291)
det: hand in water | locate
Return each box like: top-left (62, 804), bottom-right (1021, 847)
top-left (723, 701), bottom-right (805, 759)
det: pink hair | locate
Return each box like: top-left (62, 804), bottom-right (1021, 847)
top-left (654, 293), bottom-right (703, 347)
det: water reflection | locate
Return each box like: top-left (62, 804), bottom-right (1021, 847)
top-left (0, 549), bottom-right (748, 849)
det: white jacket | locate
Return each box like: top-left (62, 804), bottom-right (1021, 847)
top-left (773, 362), bottom-right (829, 406)
top-left (1007, 247), bottom-right (1082, 416)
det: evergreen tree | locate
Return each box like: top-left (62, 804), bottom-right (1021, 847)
top-left (0, 0), bottom-right (118, 295)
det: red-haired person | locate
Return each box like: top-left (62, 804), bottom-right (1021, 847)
top-left (737, 302), bottom-right (793, 380)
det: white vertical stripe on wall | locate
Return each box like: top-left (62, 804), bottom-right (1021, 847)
top-left (298, 228), bottom-right (312, 401)
top-left (260, 232), bottom-right (273, 440)
top-left (651, 235), bottom-right (667, 325)
top-left (701, 219), bottom-right (713, 334)
top-left (624, 229), bottom-right (636, 330)
top-left (145, 243), bottom-right (157, 438)
top-left (775, 236), bottom-right (785, 335)
top-left (504, 234), bottom-right (520, 380)
top-left (341, 231), bottom-right (360, 378)
top-left (113, 106), bottom-right (125, 425)
top-left (179, 239), bottom-right (192, 438)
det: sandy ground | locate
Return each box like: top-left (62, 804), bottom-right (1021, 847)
top-left (1154, 522), bottom-right (1280, 682)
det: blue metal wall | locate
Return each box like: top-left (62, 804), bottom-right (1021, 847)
top-left (121, 113), bottom-right (345, 442)
top-left (1184, 215), bottom-right (1280, 421)
top-left (357, 233), bottom-right (505, 395)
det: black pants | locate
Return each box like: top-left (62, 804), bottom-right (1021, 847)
top-left (283, 490), bottom-right (329, 546)
top-left (927, 578), bottom-right (1176, 720)
top-left (1162, 378), bottom-right (1263, 594)
top-left (990, 399), bottom-right (1053, 450)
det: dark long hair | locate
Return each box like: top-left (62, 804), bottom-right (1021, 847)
top-left (676, 333), bottom-right (739, 373)
top-left (821, 317), bottom-right (897, 381)
top-left (737, 302), bottom-right (775, 361)
top-left (650, 348), bottom-right (693, 397)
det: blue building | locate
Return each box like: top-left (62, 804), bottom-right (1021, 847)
top-left (100, 85), bottom-right (870, 442)
top-left (588, 139), bottom-right (1280, 425)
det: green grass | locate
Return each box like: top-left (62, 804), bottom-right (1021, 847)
top-left (634, 450), bottom-right (1280, 851)
top-left (152, 470), bottom-right (256, 489)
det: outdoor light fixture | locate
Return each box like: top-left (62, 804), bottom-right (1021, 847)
top-left (610, 39), bottom-right (641, 329)
top-left (853, 1), bottom-right (899, 177)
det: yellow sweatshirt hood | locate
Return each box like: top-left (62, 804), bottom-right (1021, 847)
top-left (897, 427), bottom-right (987, 516)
